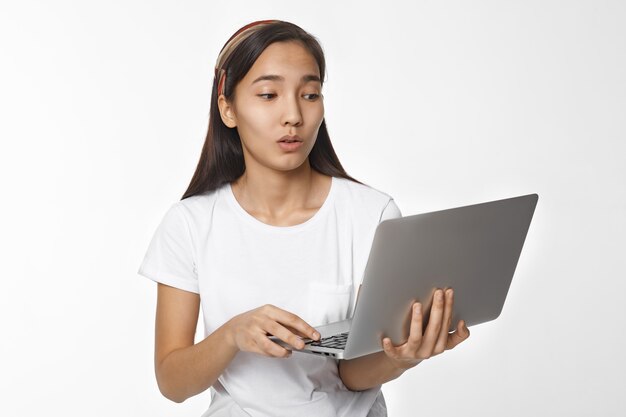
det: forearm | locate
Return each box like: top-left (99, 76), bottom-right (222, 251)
top-left (156, 322), bottom-right (238, 403)
top-left (339, 351), bottom-right (419, 392)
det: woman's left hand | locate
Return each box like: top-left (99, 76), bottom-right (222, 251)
top-left (381, 288), bottom-right (470, 370)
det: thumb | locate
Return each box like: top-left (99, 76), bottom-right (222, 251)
top-left (382, 337), bottom-right (399, 359)
top-left (446, 320), bottom-right (470, 350)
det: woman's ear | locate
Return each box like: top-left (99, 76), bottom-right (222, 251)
top-left (217, 95), bottom-right (237, 128)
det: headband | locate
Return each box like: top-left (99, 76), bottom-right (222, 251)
top-left (215, 19), bottom-right (280, 97)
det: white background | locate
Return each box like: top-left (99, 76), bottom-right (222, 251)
top-left (1, 0), bottom-right (624, 416)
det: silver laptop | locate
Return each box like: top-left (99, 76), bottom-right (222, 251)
top-left (270, 193), bottom-right (538, 360)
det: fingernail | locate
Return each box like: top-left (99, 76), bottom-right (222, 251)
top-left (313, 331), bottom-right (320, 339)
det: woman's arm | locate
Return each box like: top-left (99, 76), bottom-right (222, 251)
top-left (154, 283), bottom-right (238, 403)
top-left (338, 351), bottom-right (414, 391)
top-left (154, 284), bottom-right (321, 403)
top-left (339, 288), bottom-right (470, 392)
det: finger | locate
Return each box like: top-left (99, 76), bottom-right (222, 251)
top-left (283, 324), bottom-right (316, 341)
top-left (251, 335), bottom-right (274, 357)
top-left (420, 289), bottom-right (445, 356)
top-left (405, 302), bottom-right (424, 353)
top-left (447, 320), bottom-right (471, 350)
top-left (382, 337), bottom-right (400, 360)
top-left (265, 320), bottom-right (306, 350)
top-left (434, 288), bottom-right (454, 354)
top-left (265, 305), bottom-right (320, 341)
top-left (259, 332), bottom-right (292, 358)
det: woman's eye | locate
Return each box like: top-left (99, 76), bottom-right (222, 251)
top-left (257, 93), bottom-right (320, 100)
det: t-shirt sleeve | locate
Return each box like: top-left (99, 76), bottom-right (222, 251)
top-left (379, 198), bottom-right (402, 222)
top-left (137, 203), bottom-right (199, 294)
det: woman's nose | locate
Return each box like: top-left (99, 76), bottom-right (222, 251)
top-left (281, 95), bottom-right (303, 126)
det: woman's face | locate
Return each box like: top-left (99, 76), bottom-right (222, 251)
top-left (219, 41), bottom-right (325, 173)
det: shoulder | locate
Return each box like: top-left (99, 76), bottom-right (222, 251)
top-left (333, 177), bottom-right (400, 221)
top-left (334, 177), bottom-right (395, 208)
top-left (170, 184), bottom-right (227, 224)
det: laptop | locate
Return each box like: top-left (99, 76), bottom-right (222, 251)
top-left (269, 193), bottom-right (539, 360)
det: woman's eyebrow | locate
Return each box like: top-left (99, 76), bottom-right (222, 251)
top-left (251, 74), bottom-right (321, 85)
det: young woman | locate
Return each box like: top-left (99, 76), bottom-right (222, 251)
top-left (138, 19), bottom-right (470, 416)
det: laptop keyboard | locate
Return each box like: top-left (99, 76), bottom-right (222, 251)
top-left (306, 332), bottom-right (349, 349)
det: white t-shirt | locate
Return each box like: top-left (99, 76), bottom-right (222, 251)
top-left (138, 176), bottom-right (402, 417)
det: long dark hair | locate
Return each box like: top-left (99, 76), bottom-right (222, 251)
top-left (181, 20), bottom-right (363, 201)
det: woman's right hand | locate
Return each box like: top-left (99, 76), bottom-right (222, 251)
top-left (224, 304), bottom-right (321, 358)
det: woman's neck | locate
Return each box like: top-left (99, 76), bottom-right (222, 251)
top-left (230, 163), bottom-right (330, 225)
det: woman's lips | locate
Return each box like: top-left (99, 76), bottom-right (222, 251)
top-left (278, 141), bottom-right (303, 151)
top-left (277, 134), bottom-right (303, 152)
top-left (279, 134), bottom-right (302, 142)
